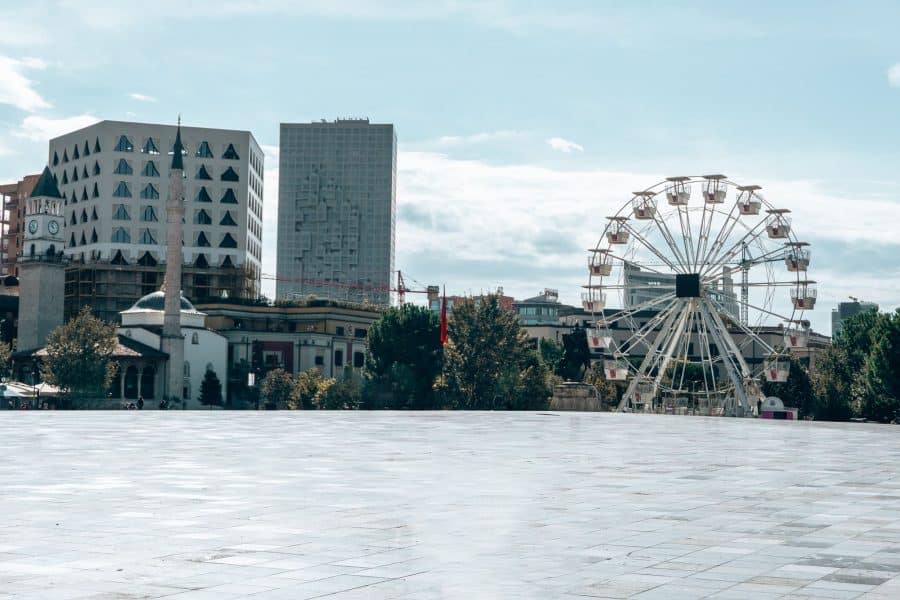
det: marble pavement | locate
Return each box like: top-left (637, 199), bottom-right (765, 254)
top-left (1, 412), bottom-right (900, 599)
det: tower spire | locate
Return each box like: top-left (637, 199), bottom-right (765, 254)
top-left (171, 120), bottom-right (184, 170)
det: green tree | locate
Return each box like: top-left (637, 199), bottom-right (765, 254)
top-left (365, 304), bottom-right (443, 409)
top-left (314, 369), bottom-right (362, 410)
top-left (291, 368), bottom-right (327, 410)
top-left (761, 355), bottom-right (817, 418)
top-left (198, 368), bottom-right (223, 407)
top-left (0, 340), bottom-right (11, 380)
top-left (41, 306), bottom-right (118, 400)
top-left (811, 347), bottom-right (853, 421)
top-left (584, 363), bottom-right (621, 409)
top-left (443, 295), bottom-right (550, 410)
top-left (859, 310), bottom-right (900, 422)
top-left (259, 368), bottom-right (293, 410)
top-left (560, 326), bottom-right (591, 381)
top-left (539, 338), bottom-right (564, 375)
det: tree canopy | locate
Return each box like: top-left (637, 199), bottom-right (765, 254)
top-left (198, 368), bottom-right (223, 407)
top-left (41, 306), bottom-right (118, 400)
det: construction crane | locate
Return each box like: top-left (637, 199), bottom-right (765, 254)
top-left (260, 270), bottom-right (435, 306)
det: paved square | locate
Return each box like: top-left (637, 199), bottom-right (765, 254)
top-left (1, 412), bottom-right (900, 599)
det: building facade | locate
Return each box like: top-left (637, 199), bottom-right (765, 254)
top-left (47, 120), bottom-right (264, 321)
top-left (277, 119), bottom-right (396, 305)
top-left (0, 173), bottom-right (40, 276)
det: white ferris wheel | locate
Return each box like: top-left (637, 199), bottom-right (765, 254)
top-left (584, 175), bottom-right (815, 416)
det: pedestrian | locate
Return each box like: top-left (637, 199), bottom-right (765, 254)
top-left (137, 396), bottom-right (144, 410)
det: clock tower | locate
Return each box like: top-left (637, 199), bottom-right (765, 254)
top-left (18, 166), bottom-right (66, 352)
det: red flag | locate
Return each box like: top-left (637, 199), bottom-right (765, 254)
top-left (440, 287), bottom-right (448, 346)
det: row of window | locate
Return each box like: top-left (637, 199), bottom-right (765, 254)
top-left (105, 249), bottom-right (237, 269)
top-left (52, 137), bottom-right (102, 165)
top-left (111, 205), bottom-right (158, 222)
top-left (57, 162), bottom-right (100, 184)
top-left (115, 135), bottom-right (240, 160)
top-left (333, 349), bottom-right (365, 369)
top-left (108, 228), bottom-right (238, 248)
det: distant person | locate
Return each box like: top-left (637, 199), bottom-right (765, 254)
top-left (137, 396), bottom-right (144, 410)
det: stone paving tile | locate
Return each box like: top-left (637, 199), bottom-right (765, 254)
top-left (2, 412), bottom-right (900, 598)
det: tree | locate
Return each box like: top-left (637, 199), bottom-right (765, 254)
top-left (365, 304), bottom-right (443, 409)
top-left (259, 368), bottom-right (293, 410)
top-left (559, 326), bottom-right (591, 381)
top-left (314, 369), bottom-right (362, 410)
top-left (584, 363), bottom-right (621, 409)
top-left (859, 310), bottom-right (900, 422)
top-left (41, 306), bottom-right (118, 400)
top-left (0, 340), bottom-right (11, 380)
top-left (811, 347), bottom-right (853, 421)
top-left (761, 355), bottom-right (817, 418)
top-left (198, 368), bottom-right (223, 407)
top-left (443, 295), bottom-right (550, 410)
top-left (291, 368), bottom-right (327, 410)
top-left (539, 338), bottom-right (564, 375)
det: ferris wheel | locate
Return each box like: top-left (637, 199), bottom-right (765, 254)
top-left (583, 175), bottom-right (815, 416)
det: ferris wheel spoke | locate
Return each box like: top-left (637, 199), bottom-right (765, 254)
top-left (650, 301), bottom-right (693, 395)
top-left (616, 300), bottom-right (682, 356)
top-left (671, 304), bottom-right (699, 392)
top-left (702, 218), bottom-right (769, 278)
top-left (703, 245), bottom-right (786, 282)
top-left (618, 301), bottom-right (686, 411)
top-left (694, 202), bottom-right (717, 271)
top-left (694, 306), bottom-right (719, 398)
top-left (599, 292), bottom-right (678, 326)
top-left (706, 295), bottom-right (778, 356)
top-left (728, 294), bottom-right (795, 323)
top-left (649, 211), bottom-right (690, 272)
top-left (698, 205), bottom-right (740, 272)
top-left (620, 222), bottom-right (683, 273)
top-left (676, 206), bottom-right (696, 272)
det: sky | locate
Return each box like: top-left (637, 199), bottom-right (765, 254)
top-left (1, 0), bottom-right (900, 335)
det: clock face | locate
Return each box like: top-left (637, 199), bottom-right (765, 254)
top-left (48, 221), bottom-right (59, 235)
top-left (28, 220), bottom-right (38, 234)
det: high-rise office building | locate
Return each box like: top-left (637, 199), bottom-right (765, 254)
top-left (48, 120), bottom-right (264, 321)
top-left (277, 119), bottom-right (396, 305)
top-left (832, 299), bottom-right (879, 337)
top-left (0, 173), bottom-right (41, 276)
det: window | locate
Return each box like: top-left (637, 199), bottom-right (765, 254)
top-left (79, 232), bottom-right (86, 246)
top-left (314, 355), bottom-right (324, 366)
top-left (111, 250), bottom-right (127, 265)
top-left (69, 232), bottom-right (76, 246)
top-left (113, 159), bottom-right (133, 175)
top-left (221, 166), bottom-right (239, 182)
top-left (82, 166), bottom-right (88, 179)
top-left (90, 229), bottom-right (98, 244)
top-left (73, 144), bottom-right (80, 160)
top-left (195, 254), bottom-right (209, 268)
top-left (353, 352), bottom-right (364, 369)
top-left (142, 138), bottom-right (160, 155)
top-left (195, 209), bottom-right (212, 225)
top-left (83, 140), bottom-right (90, 156)
top-left (112, 182), bottom-right (131, 198)
top-left (141, 161), bottom-right (160, 177)
top-left (196, 232), bottom-right (211, 247)
top-left (93, 137), bottom-right (101, 153)
top-left (81, 188), bottom-right (88, 201)
top-left (112, 227), bottom-right (131, 243)
top-left (137, 252), bottom-right (157, 266)
top-left (220, 188), bottom-right (238, 204)
top-left (61, 171), bottom-right (69, 185)
top-left (219, 211), bottom-right (237, 226)
top-left (335, 326), bottom-right (345, 336)
top-left (113, 204), bottom-right (131, 221)
top-left (221, 255), bottom-right (234, 268)
top-left (191, 332), bottom-right (199, 345)
top-left (52, 151), bottom-right (59, 166)
top-left (222, 143), bottom-right (240, 160)
top-left (72, 167), bottom-right (79, 181)
top-left (92, 182), bottom-right (99, 198)
top-left (91, 207), bottom-right (98, 221)
top-left (81, 209), bottom-right (88, 223)
top-left (184, 362), bottom-right (190, 377)
top-left (219, 233), bottom-right (237, 248)
top-left (195, 141), bottom-right (214, 158)
top-left (195, 187), bottom-right (212, 203)
top-left (354, 328), bottom-right (367, 339)
top-left (70, 212), bottom-right (77, 225)
top-left (114, 135), bottom-right (133, 152)
top-left (141, 205), bottom-right (158, 222)
top-left (196, 165), bottom-right (212, 180)
top-left (62, 149), bottom-right (69, 163)
top-left (140, 183), bottom-right (159, 200)
top-left (139, 229), bottom-right (156, 245)
top-left (334, 350), bottom-right (344, 367)
top-left (93, 161), bottom-right (101, 176)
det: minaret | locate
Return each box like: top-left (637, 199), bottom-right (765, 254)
top-left (161, 121), bottom-right (186, 403)
top-left (18, 166), bottom-right (66, 351)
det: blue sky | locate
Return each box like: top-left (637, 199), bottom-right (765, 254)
top-left (2, 0), bottom-right (900, 334)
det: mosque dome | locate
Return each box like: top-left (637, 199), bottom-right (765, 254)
top-left (127, 290), bottom-right (198, 313)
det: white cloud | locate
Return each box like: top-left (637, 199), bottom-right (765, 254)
top-left (0, 55), bottom-right (50, 111)
top-left (14, 114), bottom-right (100, 142)
top-left (128, 92), bottom-right (157, 102)
top-left (888, 63), bottom-right (900, 87)
top-left (546, 137), bottom-right (583, 153)
top-left (435, 130), bottom-right (526, 146)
